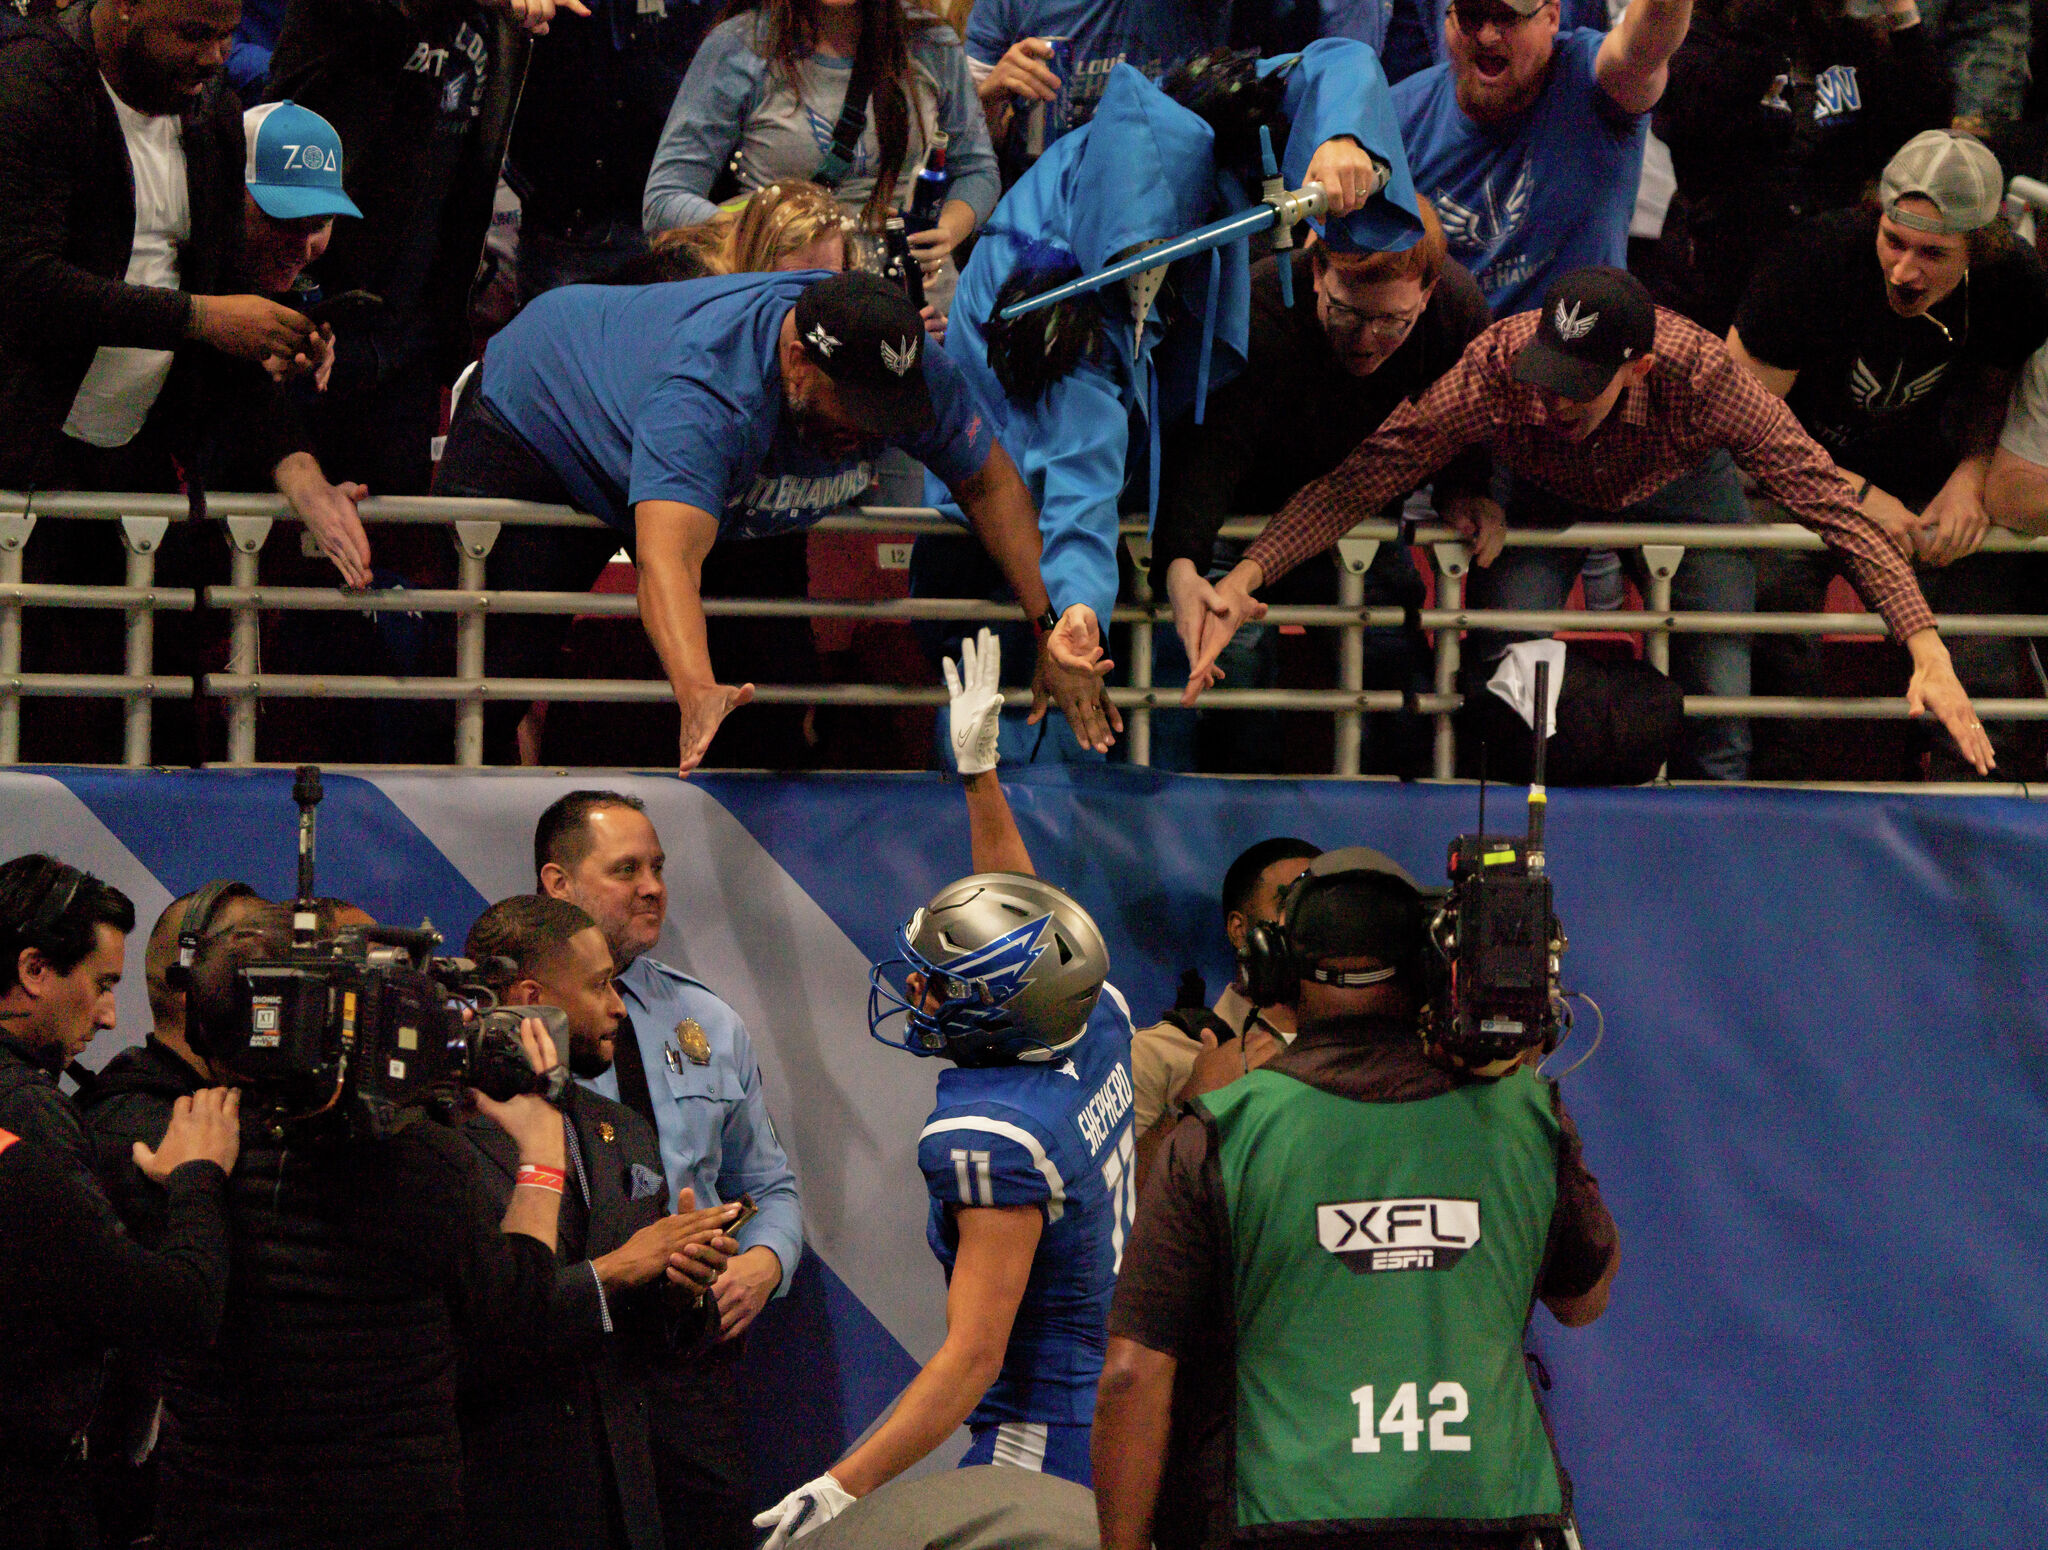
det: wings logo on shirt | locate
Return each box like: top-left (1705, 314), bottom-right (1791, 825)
top-left (1848, 356), bottom-right (1948, 414)
top-left (1434, 163), bottom-right (1534, 259)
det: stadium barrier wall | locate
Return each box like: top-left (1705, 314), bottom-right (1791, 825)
top-left (3, 765), bottom-right (2042, 1550)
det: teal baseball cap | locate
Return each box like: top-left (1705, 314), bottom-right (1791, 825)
top-left (243, 100), bottom-right (362, 222)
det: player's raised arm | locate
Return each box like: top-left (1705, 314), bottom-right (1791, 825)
top-left (947, 629), bottom-right (1036, 878)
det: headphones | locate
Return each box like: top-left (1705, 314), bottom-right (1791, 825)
top-left (22, 861), bottom-right (86, 939)
top-left (1237, 850), bottom-right (1433, 1010)
top-left (169, 879), bottom-right (258, 990)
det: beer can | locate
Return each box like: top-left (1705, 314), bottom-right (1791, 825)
top-left (1023, 35), bottom-right (1075, 159)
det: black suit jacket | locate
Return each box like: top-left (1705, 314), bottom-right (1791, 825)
top-left (460, 1088), bottom-right (676, 1550)
top-left (0, 6), bottom-right (305, 486)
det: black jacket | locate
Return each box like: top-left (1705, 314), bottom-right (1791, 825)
top-left (1152, 251), bottom-right (1494, 582)
top-left (506, 0), bottom-right (718, 236)
top-left (0, 1038), bottom-right (230, 1466)
top-left (460, 1088), bottom-right (679, 1550)
top-left (265, 0), bottom-right (530, 388)
top-left (82, 1035), bottom-right (210, 1246)
top-left (1657, 6), bottom-right (1952, 335)
top-left (154, 1113), bottom-right (558, 1543)
top-left (0, 6), bottom-right (306, 487)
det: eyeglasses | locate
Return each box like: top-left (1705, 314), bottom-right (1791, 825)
top-left (1320, 293), bottom-right (1423, 342)
top-left (1447, 0), bottom-right (1549, 35)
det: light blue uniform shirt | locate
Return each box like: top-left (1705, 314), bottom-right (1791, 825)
top-left (582, 954), bottom-right (805, 1293)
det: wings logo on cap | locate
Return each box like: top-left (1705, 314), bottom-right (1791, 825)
top-left (1553, 301), bottom-right (1598, 342)
top-left (940, 915), bottom-right (1051, 1006)
top-left (880, 336), bottom-right (919, 377)
top-left (805, 323), bottom-right (842, 358)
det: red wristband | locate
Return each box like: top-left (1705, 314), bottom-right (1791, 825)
top-left (515, 1164), bottom-right (566, 1195)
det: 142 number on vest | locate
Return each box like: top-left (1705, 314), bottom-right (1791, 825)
top-left (1350, 1381), bottom-right (1471, 1453)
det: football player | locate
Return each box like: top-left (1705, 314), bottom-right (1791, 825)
top-left (754, 629), bottom-right (1137, 1547)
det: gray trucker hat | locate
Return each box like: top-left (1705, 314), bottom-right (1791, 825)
top-left (1880, 130), bottom-right (2004, 234)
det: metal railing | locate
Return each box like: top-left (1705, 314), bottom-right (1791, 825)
top-left (5, 489), bottom-right (2048, 778)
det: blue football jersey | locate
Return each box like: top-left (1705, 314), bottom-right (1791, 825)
top-left (916, 986), bottom-right (1138, 1427)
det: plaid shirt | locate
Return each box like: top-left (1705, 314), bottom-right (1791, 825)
top-left (1244, 307), bottom-right (1939, 640)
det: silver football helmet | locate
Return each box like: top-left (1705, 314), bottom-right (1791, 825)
top-left (869, 872), bottom-right (1110, 1066)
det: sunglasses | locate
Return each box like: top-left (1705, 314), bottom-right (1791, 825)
top-left (1447, 0), bottom-right (1549, 34)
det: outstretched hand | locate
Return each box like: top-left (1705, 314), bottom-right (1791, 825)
top-left (1182, 561), bottom-right (1268, 706)
top-left (944, 627), bottom-right (1005, 776)
top-left (1905, 632), bottom-right (1995, 775)
top-left (1032, 605), bottom-right (1120, 751)
top-left (676, 681), bottom-right (756, 776)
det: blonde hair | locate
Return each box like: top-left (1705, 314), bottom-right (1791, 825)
top-left (654, 181), bottom-right (853, 275)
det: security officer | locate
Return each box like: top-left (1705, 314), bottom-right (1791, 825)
top-left (1093, 849), bottom-right (1621, 1550)
top-left (0, 854), bottom-right (241, 1550)
top-left (535, 790), bottom-right (803, 1550)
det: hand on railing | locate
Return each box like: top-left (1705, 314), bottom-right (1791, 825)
top-left (1858, 485), bottom-right (1923, 562)
top-left (273, 454), bottom-right (373, 589)
top-left (273, 456), bottom-right (372, 588)
top-left (1905, 630), bottom-right (1995, 775)
top-left (1032, 604), bottom-right (1121, 752)
top-left (1441, 493), bottom-right (1507, 568)
top-left (678, 680), bottom-right (757, 776)
top-left (1179, 561), bottom-right (1268, 708)
top-left (1914, 475), bottom-right (1993, 568)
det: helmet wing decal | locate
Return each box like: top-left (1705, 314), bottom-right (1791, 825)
top-left (939, 914), bottom-right (1052, 1006)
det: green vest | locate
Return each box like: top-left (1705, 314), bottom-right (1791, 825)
top-left (1202, 1065), bottom-right (1566, 1535)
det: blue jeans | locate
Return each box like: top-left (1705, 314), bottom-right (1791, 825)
top-left (1467, 450), bottom-right (1756, 780)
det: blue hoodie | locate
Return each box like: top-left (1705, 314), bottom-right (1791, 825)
top-left (930, 39), bottom-right (1418, 633)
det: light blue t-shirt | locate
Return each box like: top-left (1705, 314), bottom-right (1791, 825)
top-left (964, 0), bottom-right (1232, 139)
top-left (1392, 28), bottom-right (1645, 316)
top-left (477, 271), bottom-right (996, 537)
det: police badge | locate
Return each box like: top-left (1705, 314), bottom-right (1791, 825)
top-left (676, 1018), bottom-right (711, 1065)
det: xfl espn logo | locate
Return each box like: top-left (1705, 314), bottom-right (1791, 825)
top-left (1317, 1197), bottom-right (1480, 1274)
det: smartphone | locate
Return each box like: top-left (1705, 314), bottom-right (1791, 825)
top-left (301, 288), bottom-right (382, 330)
top-left (726, 1193), bottom-right (760, 1233)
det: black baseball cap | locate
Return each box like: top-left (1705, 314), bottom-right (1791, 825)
top-left (1511, 267), bottom-right (1657, 403)
top-left (1286, 847), bottom-right (1428, 967)
top-left (793, 272), bottom-right (936, 434)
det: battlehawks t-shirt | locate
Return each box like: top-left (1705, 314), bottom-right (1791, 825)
top-left (477, 271), bottom-right (996, 536)
top-left (1394, 28), bottom-right (1645, 315)
top-left (1735, 207), bottom-right (2048, 504)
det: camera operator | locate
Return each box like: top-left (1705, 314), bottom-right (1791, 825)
top-left (459, 895), bottom-right (744, 1550)
top-left (73, 882), bottom-right (264, 1545)
top-left (154, 902), bottom-right (569, 1550)
top-left (0, 855), bottom-right (240, 1550)
top-left (1093, 850), bottom-right (1620, 1550)
top-left (84, 882), bottom-right (266, 1246)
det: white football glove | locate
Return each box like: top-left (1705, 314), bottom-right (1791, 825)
top-left (752, 1472), bottom-right (855, 1550)
top-left (943, 626), bottom-right (1005, 777)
